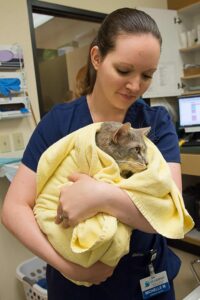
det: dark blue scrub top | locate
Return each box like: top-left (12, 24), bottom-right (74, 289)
top-left (22, 96), bottom-right (180, 172)
top-left (22, 96), bottom-right (181, 300)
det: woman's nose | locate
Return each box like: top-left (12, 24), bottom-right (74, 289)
top-left (126, 76), bottom-right (141, 92)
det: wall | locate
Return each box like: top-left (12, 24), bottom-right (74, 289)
top-left (35, 18), bottom-right (100, 50)
top-left (0, 1), bottom-right (168, 300)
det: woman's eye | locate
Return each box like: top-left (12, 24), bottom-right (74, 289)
top-left (116, 69), bottom-right (130, 75)
top-left (142, 74), bottom-right (153, 80)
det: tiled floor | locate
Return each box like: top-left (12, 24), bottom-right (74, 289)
top-left (172, 247), bottom-right (200, 300)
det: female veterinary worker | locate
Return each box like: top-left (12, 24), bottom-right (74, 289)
top-left (2, 8), bottom-right (182, 300)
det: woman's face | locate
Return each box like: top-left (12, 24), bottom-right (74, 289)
top-left (91, 33), bottom-right (160, 111)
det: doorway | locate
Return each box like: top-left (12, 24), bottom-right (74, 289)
top-left (27, 0), bottom-right (106, 117)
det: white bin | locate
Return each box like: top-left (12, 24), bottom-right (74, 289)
top-left (16, 256), bottom-right (47, 300)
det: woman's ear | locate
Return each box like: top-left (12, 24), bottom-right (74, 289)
top-left (90, 46), bottom-right (101, 70)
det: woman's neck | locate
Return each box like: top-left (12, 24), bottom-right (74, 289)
top-left (87, 94), bottom-right (126, 123)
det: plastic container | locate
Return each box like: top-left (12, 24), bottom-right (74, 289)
top-left (183, 286), bottom-right (200, 300)
top-left (197, 24), bottom-right (200, 44)
top-left (183, 259), bottom-right (200, 300)
top-left (16, 256), bottom-right (47, 300)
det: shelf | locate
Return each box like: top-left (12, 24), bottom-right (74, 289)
top-left (181, 153), bottom-right (200, 176)
top-left (182, 90), bottom-right (200, 95)
top-left (0, 111), bottom-right (31, 120)
top-left (179, 44), bottom-right (200, 53)
top-left (183, 229), bottom-right (200, 247)
top-left (181, 74), bottom-right (200, 80)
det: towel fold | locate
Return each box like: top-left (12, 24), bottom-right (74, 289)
top-left (34, 122), bottom-right (194, 285)
top-left (0, 78), bottom-right (21, 96)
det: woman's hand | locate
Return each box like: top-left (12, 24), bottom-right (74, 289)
top-left (55, 172), bottom-right (156, 233)
top-left (62, 260), bottom-right (115, 285)
top-left (55, 173), bottom-right (106, 227)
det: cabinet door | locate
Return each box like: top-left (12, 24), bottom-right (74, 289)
top-left (137, 7), bottom-right (182, 98)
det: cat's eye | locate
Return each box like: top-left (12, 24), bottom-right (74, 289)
top-left (135, 146), bottom-right (141, 153)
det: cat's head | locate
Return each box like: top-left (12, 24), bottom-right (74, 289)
top-left (96, 122), bottom-right (151, 178)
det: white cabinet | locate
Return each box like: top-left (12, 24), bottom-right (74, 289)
top-left (178, 2), bottom-right (200, 96)
top-left (137, 3), bottom-right (200, 99)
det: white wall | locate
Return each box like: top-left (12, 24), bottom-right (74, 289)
top-left (0, 1), bottom-right (168, 300)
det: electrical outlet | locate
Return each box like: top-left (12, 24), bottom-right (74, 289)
top-left (12, 132), bottom-right (24, 151)
top-left (0, 135), bottom-right (12, 153)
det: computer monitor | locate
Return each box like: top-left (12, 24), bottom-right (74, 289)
top-left (178, 95), bottom-right (200, 133)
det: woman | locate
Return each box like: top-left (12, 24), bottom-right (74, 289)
top-left (2, 8), bottom-right (182, 299)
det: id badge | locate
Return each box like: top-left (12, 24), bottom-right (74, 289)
top-left (140, 271), bottom-right (170, 299)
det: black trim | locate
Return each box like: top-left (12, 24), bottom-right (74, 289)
top-left (30, 0), bottom-right (106, 22)
top-left (27, 0), bottom-right (44, 117)
top-left (27, 0), bottom-right (106, 117)
top-left (167, 239), bottom-right (200, 256)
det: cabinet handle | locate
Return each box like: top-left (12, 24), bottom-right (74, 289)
top-left (174, 17), bottom-right (182, 24)
top-left (177, 82), bottom-right (185, 89)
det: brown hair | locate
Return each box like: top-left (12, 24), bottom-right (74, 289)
top-left (74, 65), bottom-right (87, 98)
top-left (81, 7), bottom-right (162, 96)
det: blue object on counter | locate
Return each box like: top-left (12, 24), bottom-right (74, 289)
top-left (0, 158), bottom-right (21, 181)
top-left (0, 157), bottom-right (21, 167)
top-left (20, 107), bottom-right (29, 114)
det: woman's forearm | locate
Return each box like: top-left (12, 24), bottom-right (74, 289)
top-left (100, 182), bottom-right (156, 233)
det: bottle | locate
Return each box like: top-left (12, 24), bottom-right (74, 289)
top-left (179, 31), bottom-right (188, 48)
top-left (197, 24), bottom-right (200, 45)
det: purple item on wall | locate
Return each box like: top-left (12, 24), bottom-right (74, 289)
top-left (0, 50), bottom-right (14, 62)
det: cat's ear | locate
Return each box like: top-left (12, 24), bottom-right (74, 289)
top-left (140, 127), bottom-right (151, 136)
top-left (112, 122), bottom-right (131, 143)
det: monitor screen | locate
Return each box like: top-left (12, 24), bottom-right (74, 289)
top-left (178, 95), bottom-right (200, 132)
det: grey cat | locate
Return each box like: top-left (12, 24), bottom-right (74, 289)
top-left (96, 122), bottom-right (151, 178)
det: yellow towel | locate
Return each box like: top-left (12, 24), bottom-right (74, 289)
top-left (34, 122), bottom-right (194, 285)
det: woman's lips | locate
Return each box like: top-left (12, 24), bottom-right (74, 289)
top-left (119, 93), bottom-right (137, 100)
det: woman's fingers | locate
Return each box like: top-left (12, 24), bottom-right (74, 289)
top-left (55, 173), bottom-right (100, 227)
top-left (62, 215), bottom-right (70, 228)
top-left (55, 203), bottom-right (64, 224)
top-left (68, 172), bottom-right (90, 182)
top-left (55, 203), bottom-right (70, 228)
